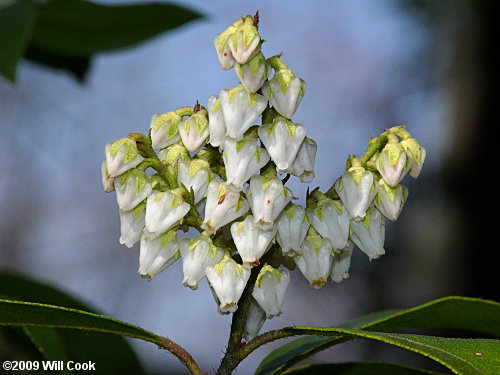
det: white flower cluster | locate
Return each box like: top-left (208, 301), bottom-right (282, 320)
top-left (101, 13), bottom-right (426, 342)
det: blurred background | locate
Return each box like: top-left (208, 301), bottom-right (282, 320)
top-left (0, 0), bottom-right (498, 373)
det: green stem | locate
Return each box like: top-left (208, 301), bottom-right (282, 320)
top-left (268, 55), bottom-right (287, 71)
top-left (358, 134), bottom-right (388, 167)
top-left (389, 125), bottom-right (412, 140)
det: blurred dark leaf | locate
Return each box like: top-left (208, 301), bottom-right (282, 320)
top-left (256, 296), bottom-right (500, 375)
top-left (0, 272), bottom-right (146, 375)
top-left (24, 44), bottom-right (90, 81)
top-left (0, 0), bottom-right (37, 82)
top-left (285, 362), bottom-right (445, 375)
top-left (30, 0), bottom-right (204, 57)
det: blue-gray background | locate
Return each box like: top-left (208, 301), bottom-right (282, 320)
top-left (1, 0), bottom-right (496, 373)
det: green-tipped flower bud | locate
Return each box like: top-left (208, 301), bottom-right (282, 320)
top-left (105, 138), bottom-right (142, 177)
top-left (150, 111), bottom-right (182, 150)
top-left (158, 143), bottom-right (191, 165)
top-left (235, 52), bottom-right (270, 93)
top-left (401, 137), bottom-right (426, 178)
top-left (375, 179), bottom-right (408, 221)
top-left (228, 16), bottom-right (261, 65)
top-left (262, 67), bottom-right (306, 119)
top-left (178, 110), bottom-right (209, 152)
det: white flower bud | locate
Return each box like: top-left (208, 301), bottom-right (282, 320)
top-left (350, 207), bottom-right (386, 260)
top-left (375, 179), bottom-right (408, 221)
top-left (150, 112), bottom-right (182, 150)
top-left (307, 197), bottom-right (350, 251)
top-left (177, 159), bottom-right (212, 204)
top-left (262, 69), bottom-right (306, 119)
top-left (247, 174), bottom-right (293, 230)
top-left (213, 23), bottom-right (238, 70)
top-left (114, 169), bottom-right (152, 211)
top-left (376, 142), bottom-right (410, 187)
top-left (219, 85), bottom-right (267, 140)
top-left (202, 177), bottom-right (250, 234)
top-left (179, 236), bottom-right (225, 290)
top-left (207, 95), bottom-right (227, 148)
top-left (145, 190), bottom-right (190, 238)
top-left (401, 138), bottom-right (426, 178)
top-left (158, 143), bottom-right (191, 164)
top-left (138, 230), bottom-right (179, 280)
top-left (294, 229), bottom-right (333, 289)
top-left (243, 299), bottom-right (266, 341)
top-left (231, 215), bottom-right (277, 268)
top-left (330, 241), bottom-right (354, 283)
top-left (235, 52), bottom-right (269, 93)
top-left (228, 19), bottom-right (260, 65)
top-left (206, 254), bottom-right (251, 313)
top-left (258, 117), bottom-right (306, 172)
top-left (178, 111), bottom-right (209, 152)
top-left (105, 138), bottom-right (142, 177)
top-left (335, 162), bottom-right (378, 221)
top-left (288, 137), bottom-right (317, 183)
top-left (276, 203), bottom-right (310, 256)
top-left (101, 160), bottom-right (115, 192)
top-left (223, 129), bottom-right (270, 191)
top-left (119, 202), bottom-right (146, 248)
top-left (252, 266), bottom-right (290, 318)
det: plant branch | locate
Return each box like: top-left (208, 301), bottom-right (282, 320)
top-left (156, 336), bottom-right (203, 375)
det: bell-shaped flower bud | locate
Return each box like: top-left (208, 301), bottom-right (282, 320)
top-left (202, 177), bottom-right (250, 234)
top-left (401, 138), bottom-right (426, 178)
top-left (376, 141), bottom-right (410, 187)
top-left (213, 22), bottom-right (239, 70)
top-left (207, 95), bottom-right (227, 148)
top-left (138, 230), bottom-right (179, 280)
top-left (375, 179), bottom-right (408, 221)
top-left (223, 128), bottom-right (270, 191)
top-left (178, 159), bottom-right (212, 204)
top-left (276, 203), bottom-right (310, 256)
top-left (149, 111), bottom-right (182, 150)
top-left (145, 190), bottom-right (190, 238)
top-left (288, 137), bottom-right (317, 183)
top-left (247, 173), bottom-right (293, 230)
top-left (158, 143), bottom-right (191, 165)
top-left (119, 201), bottom-right (146, 248)
top-left (307, 196), bottom-right (350, 251)
top-left (178, 110), bottom-right (209, 152)
top-left (206, 254), bottom-right (251, 313)
top-left (243, 298), bottom-right (266, 341)
top-left (350, 207), bottom-right (386, 260)
top-left (252, 266), bottom-right (290, 318)
top-left (228, 17), bottom-right (260, 65)
top-left (179, 236), bottom-right (225, 290)
top-left (219, 85), bottom-right (267, 140)
top-left (294, 228), bottom-right (333, 289)
top-left (335, 160), bottom-right (378, 221)
top-left (101, 160), bottom-right (115, 192)
top-left (105, 138), bottom-right (142, 177)
top-left (114, 169), bottom-right (152, 211)
top-left (235, 52), bottom-right (269, 93)
top-left (262, 69), bottom-right (306, 119)
top-left (330, 241), bottom-right (354, 283)
top-left (258, 117), bottom-right (306, 172)
top-left (231, 215), bottom-right (277, 268)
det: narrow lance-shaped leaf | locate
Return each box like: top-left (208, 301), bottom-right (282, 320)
top-left (285, 361), bottom-right (446, 375)
top-left (256, 296), bottom-right (500, 375)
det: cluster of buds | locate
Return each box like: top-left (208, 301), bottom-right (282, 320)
top-left (101, 13), bottom-right (425, 341)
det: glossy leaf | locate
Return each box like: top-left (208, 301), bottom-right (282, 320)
top-left (0, 272), bottom-right (145, 375)
top-left (285, 361), bottom-right (445, 375)
top-left (0, 0), bottom-right (37, 82)
top-left (30, 0), bottom-right (203, 56)
top-left (256, 296), bottom-right (500, 375)
top-left (284, 328), bottom-right (500, 375)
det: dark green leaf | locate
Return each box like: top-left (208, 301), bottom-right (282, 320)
top-left (256, 296), bottom-right (500, 375)
top-left (22, 327), bottom-right (73, 375)
top-left (285, 361), bottom-right (445, 374)
top-left (0, 272), bottom-right (145, 375)
top-left (0, 298), bottom-right (160, 343)
top-left (286, 328), bottom-right (500, 375)
top-left (0, 0), bottom-right (37, 82)
top-left (30, 0), bottom-right (204, 57)
top-left (24, 44), bottom-right (90, 80)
